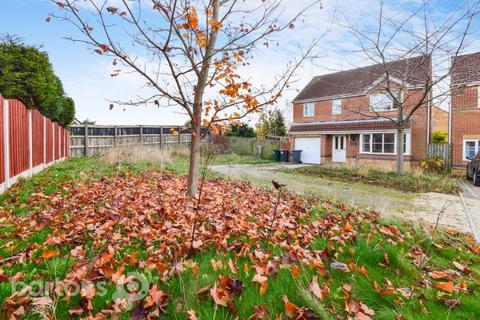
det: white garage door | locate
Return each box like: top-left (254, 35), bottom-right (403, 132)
top-left (295, 138), bottom-right (321, 164)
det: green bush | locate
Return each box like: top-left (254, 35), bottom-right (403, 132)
top-left (420, 156), bottom-right (444, 174)
top-left (432, 131), bottom-right (448, 144)
top-left (0, 35), bottom-right (75, 126)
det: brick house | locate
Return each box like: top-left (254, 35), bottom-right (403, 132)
top-left (289, 55), bottom-right (433, 168)
top-left (451, 52), bottom-right (480, 168)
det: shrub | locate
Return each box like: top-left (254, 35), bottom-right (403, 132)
top-left (432, 131), bottom-right (448, 144)
top-left (0, 35), bottom-right (75, 126)
top-left (420, 156), bottom-right (444, 174)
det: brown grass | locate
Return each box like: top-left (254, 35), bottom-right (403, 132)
top-left (100, 145), bottom-right (185, 168)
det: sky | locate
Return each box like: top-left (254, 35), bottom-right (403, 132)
top-left (0, 0), bottom-right (478, 126)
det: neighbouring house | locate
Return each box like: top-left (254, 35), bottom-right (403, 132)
top-left (451, 52), bottom-right (480, 168)
top-left (289, 55), bottom-right (434, 168)
top-left (432, 106), bottom-right (449, 133)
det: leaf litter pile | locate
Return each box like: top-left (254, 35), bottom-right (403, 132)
top-left (0, 170), bottom-right (479, 319)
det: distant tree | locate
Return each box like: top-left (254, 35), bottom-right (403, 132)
top-left (79, 118), bottom-right (96, 125)
top-left (0, 34), bottom-right (75, 126)
top-left (432, 131), bottom-right (448, 144)
top-left (227, 122), bottom-right (256, 138)
top-left (257, 109), bottom-right (287, 137)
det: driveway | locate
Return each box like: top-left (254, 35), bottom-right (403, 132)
top-left (212, 163), bottom-right (480, 234)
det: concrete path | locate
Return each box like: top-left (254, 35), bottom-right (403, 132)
top-left (212, 163), bottom-right (480, 234)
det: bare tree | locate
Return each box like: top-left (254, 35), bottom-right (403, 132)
top-left (50, 0), bottom-right (324, 196)
top-left (338, 0), bottom-right (480, 175)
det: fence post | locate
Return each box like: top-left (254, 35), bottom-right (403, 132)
top-left (43, 116), bottom-right (46, 166)
top-left (3, 99), bottom-right (9, 188)
top-left (28, 110), bottom-right (33, 171)
top-left (159, 126), bottom-right (163, 149)
top-left (113, 126), bottom-right (117, 147)
top-left (139, 125), bottom-right (144, 145)
top-left (84, 125), bottom-right (89, 156)
top-left (178, 127), bottom-right (181, 143)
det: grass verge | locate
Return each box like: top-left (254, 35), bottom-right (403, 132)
top-left (281, 165), bottom-right (460, 195)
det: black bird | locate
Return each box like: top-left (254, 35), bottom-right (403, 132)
top-left (272, 180), bottom-right (286, 190)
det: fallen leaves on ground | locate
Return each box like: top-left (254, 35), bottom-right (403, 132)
top-left (0, 171), bottom-right (478, 319)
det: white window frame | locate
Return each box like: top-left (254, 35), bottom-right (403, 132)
top-left (332, 99), bottom-right (342, 115)
top-left (370, 92), bottom-right (400, 112)
top-left (360, 132), bottom-right (411, 155)
top-left (477, 86), bottom-right (480, 108)
top-left (303, 102), bottom-right (315, 117)
top-left (463, 139), bottom-right (480, 161)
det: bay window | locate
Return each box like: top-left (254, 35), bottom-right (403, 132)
top-left (360, 132), bottom-right (411, 155)
top-left (464, 140), bottom-right (480, 160)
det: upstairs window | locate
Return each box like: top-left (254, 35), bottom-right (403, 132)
top-left (478, 86), bottom-right (480, 108)
top-left (332, 99), bottom-right (342, 115)
top-left (303, 102), bottom-right (315, 117)
top-left (370, 92), bottom-right (399, 112)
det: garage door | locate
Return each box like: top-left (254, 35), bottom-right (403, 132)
top-left (295, 138), bottom-right (321, 164)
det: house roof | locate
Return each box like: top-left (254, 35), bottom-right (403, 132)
top-left (289, 118), bottom-right (410, 133)
top-left (293, 55), bottom-right (432, 102)
top-left (451, 52), bottom-right (480, 86)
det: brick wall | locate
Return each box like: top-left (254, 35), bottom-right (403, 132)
top-left (292, 89), bottom-right (426, 123)
top-left (432, 107), bottom-right (449, 133)
top-left (451, 86), bottom-right (480, 167)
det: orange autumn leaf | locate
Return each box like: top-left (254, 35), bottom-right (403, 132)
top-left (343, 222), bottom-right (354, 232)
top-left (290, 265), bottom-right (301, 277)
top-left (283, 296), bottom-right (299, 319)
top-left (41, 250), bottom-right (59, 259)
top-left (435, 281), bottom-right (455, 293)
top-left (259, 280), bottom-right (268, 296)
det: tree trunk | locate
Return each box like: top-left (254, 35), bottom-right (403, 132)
top-left (396, 127), bottom-right (405, 176)
top-left (188, 117), bottom-right (201, 197)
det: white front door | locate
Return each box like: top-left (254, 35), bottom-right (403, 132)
top-left (332, 135), bottom-right (347, 163)
top-left (295, 137), bottom-right (321, 164)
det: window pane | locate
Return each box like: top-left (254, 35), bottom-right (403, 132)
top-left (304, 103), bottom-right (314, 117)
top-left (332, 99), bottom-right (342, 115)
top-left (383, 133), bottom-right (395, 153)
top-left (465, 141), bottom-right (476, 159)
top-left (371, 94), bottom-right (392, 111)
top-left (403, 134), bottom-right (407, 154)
top-left (373, 134), bottom-right (383, 153)
top-left (362, 134), bottom-right (371, 152)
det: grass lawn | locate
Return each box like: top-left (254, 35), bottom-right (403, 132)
top-left (281, 165), bottom-right (460, 195)
top-left (0, 157), bottom-right (479, 319)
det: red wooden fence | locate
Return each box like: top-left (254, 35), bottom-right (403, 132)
top-left (0, 95), bottom-right (4, 184)
top-left (0, 93), bottom-right (70, 192)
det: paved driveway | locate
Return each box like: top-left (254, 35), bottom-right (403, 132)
top-left (212, 163), bottom-right (480, 234)
top-left (459, 178), bottom-right (480, 200)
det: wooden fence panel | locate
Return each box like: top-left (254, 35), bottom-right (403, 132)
top-left (428, 143), bottom-right (452, 171)
top-left (46, 119), bottom-right (54, 163)
top-left (55, 123), bottom-right (60, 160)
top-left (0, 95), bottom-right (4, 184)
top-left (8, 100), bottom-right (29, 177)
top-left (0, 93), bottom-right (70, 193)
top-left (32, 109), bottom-right (45, 167)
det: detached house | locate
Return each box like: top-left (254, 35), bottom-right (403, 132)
top-left (289, 55), bottom-right (433, 168)
top-left (451, 52), bottom-right (480, 168)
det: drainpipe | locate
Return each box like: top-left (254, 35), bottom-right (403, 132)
top-left (448, 101), bottom-right (452, 144)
